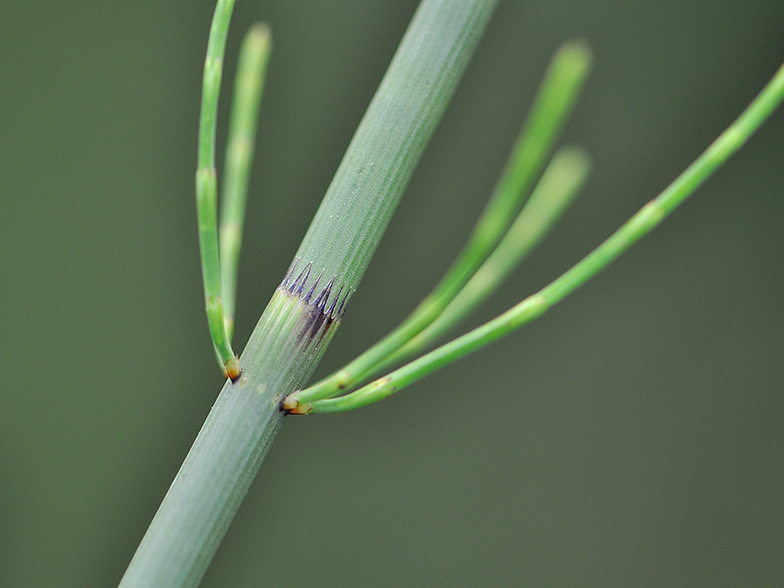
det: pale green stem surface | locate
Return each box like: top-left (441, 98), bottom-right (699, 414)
top-left (299, 40), bottom-right (591, 403)
top-left (290, 0), bottom-right (501, 289)
top-left (119, 1), bottom-right (499, 586)
top-left (302, 60), bottom-right (784, 414)
top-left (195, 0), bottom-right (239, 378)
top-left (220, 23), bottom-right (272, 342)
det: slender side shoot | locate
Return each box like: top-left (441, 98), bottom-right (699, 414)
top-left (289, 59), bottom-right (784, 414)
top-left (220, 23), bottom-right (272, 342)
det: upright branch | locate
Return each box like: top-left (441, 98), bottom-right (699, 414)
top-left (219, 24), bottom-right (272, 342)
top-left (195, 0), bottom-right (241, 380)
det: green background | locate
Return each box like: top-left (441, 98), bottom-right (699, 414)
top-left (2, 0), bottom-right (783, 586)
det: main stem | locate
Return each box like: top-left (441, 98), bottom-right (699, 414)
top-left (119, 0), bottom-right (499, 586)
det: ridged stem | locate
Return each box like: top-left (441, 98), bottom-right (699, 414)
top-left (119, 0), bottom-right (499, 586)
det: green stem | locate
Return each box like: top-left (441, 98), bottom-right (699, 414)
top-left (220, 23), bottom-right (272, 342)
top-left (381, 145), bottom-right (590, 370)
top-left (195, 0), bottom-right (240, 379)
top-left (299, 40), bottom-right (591, 402)
top-left (119, 1), bottom-right (499, 586)
top-left (298, 59), bottom-right (784, 414)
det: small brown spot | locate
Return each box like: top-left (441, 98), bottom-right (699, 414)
top-left (287, 403), bottom-right (314, 415)
top-left (224, 357), bottom-right (242, 382)
top-left (279, 393), bottom-right (299, 411)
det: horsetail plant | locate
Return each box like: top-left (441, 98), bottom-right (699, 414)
top-left (120, 0), bottom-right (501, 585)
top-left (119, 0), bottom-right (784, 584)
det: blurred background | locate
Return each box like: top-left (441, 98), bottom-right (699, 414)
top-left (1, 0), bottom-right (783, 586)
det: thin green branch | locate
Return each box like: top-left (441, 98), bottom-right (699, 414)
top-left (195, 0), bottom-right (240, 379)
top-left (380, 145), bottom-right (590, 370)
top-left (299, 40), bottom-right (592, 403)
top-left (292, 60), bottom-right (784, 414)
top-left (220, 23), bottom-right (272, 342)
